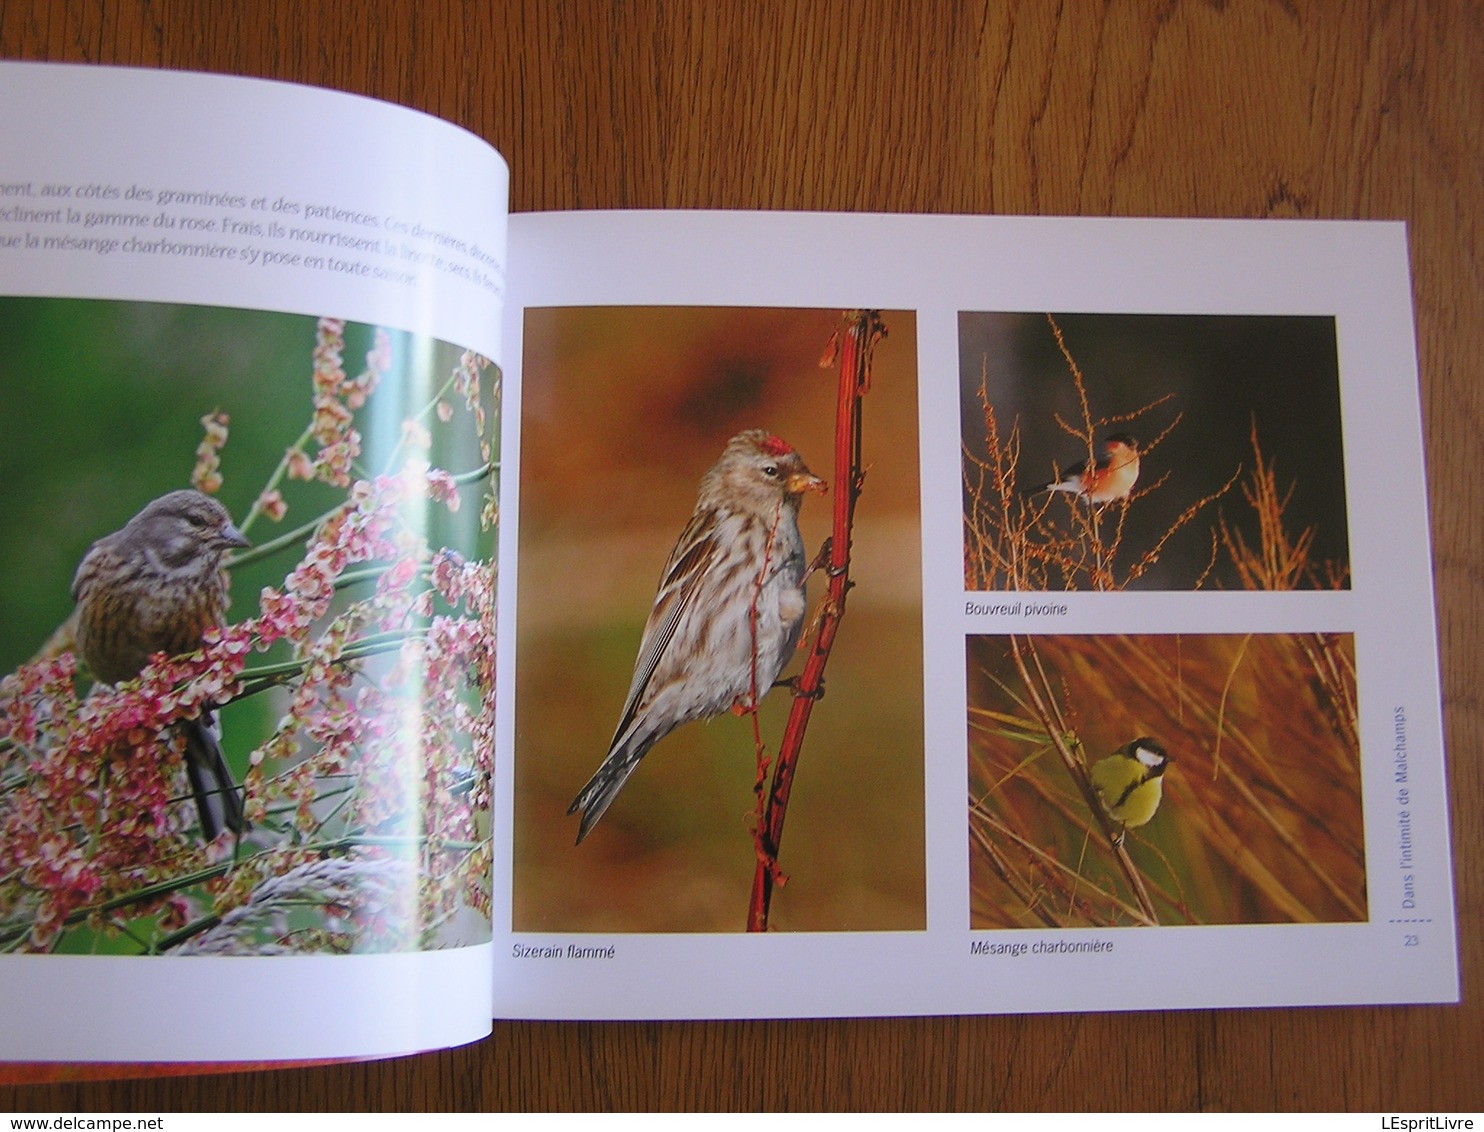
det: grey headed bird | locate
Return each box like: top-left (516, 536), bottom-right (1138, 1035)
top-left (71, 489), bottom-right (251, 841)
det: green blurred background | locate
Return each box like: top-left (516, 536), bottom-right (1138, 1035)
top-left (515, 307), bottom-right (925, 933)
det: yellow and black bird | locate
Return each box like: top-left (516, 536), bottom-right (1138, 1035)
top-left (1089, 736), bottom-right (1171, 845)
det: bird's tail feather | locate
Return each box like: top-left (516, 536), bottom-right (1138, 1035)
top-left (183, 713), bottom-right (248, 841)
top-left (568, 746), bottom-right (647, 845)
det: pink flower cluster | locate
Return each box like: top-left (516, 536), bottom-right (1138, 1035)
top-left (233, 459), bottom-right (494, 948)
top-left (192, 411), bottom-right (230, 495)
top-left (453, 349), bottom-right (491, 464)
top-left (287, 318), bottom-right (391, 489)
top-left (0, 645), bottom-right (240, 948)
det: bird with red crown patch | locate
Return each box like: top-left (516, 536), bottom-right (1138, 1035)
top-left (569, 429), bottom-right (826, 843)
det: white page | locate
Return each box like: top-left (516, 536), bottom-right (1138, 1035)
top-left (0, 62), bottom-right (505, 1061)
top-left (497, 210), bottom-right (1456, 1018)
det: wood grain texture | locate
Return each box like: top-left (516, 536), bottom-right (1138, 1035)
top-left (1, 0), bottom-right (1479, 1112)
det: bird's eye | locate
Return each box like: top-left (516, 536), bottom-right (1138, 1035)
top-left (762, 465), bottom-right (778, 477)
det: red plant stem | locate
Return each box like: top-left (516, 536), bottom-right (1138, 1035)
top-left (746, 311), bottom-right (882, 932)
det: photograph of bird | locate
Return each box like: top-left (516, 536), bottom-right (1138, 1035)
top-left (568, 429), bottom-right (827, 844)
top-left (71, 489), bottom-right (251, 841)
top-left (1032, 433), bottom-right (1141, 504)
top-left (1089, 735), bottom-right (1171, 845)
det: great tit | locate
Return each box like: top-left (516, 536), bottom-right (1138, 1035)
top-left (1089, 735), bottom-right (1171, 845)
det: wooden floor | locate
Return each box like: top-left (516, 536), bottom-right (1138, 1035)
top-left (1, 0), bottom-right (1479, 1111)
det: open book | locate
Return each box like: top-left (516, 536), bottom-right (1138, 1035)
top-left (0, 62), bottom-right (1458, 1065)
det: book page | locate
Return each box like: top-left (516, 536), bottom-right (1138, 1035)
top-left (0, 62), bottom-right (506, 1061)
top-left (497, 210), bottom-right (1456, 1018)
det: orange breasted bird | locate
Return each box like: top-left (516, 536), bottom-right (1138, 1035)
top-left (1033, 433), bottom-right (1141, 504)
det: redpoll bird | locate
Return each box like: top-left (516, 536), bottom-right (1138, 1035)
top-left (1032, 433), bottom-right (1141, 503)
top-left (569, 430), bottom-right (827, 844)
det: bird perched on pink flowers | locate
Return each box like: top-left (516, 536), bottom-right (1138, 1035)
top-left (71, 489), bottom-right (251, 841)
top-left (569, 430), bottom-right (827, 844)
top-left (1032, 433), bottom-right (1141, 504)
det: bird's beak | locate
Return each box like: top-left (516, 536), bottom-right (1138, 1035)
top-left (788, 471), bottom-right (828, 496)
top-left (222, 522), bottom-right (251, 549)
